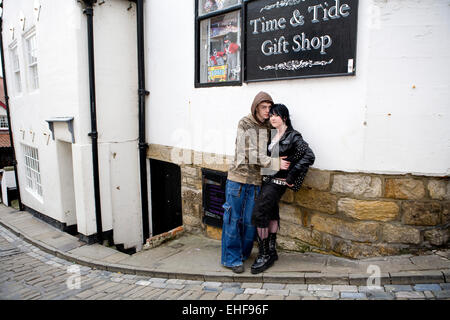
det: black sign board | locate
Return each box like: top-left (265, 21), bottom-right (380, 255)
top-left (245, 0), bottom-right (359, 82)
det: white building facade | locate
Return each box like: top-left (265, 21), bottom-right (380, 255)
top-left (2, 0), bottom-right (449, 257)
top-left (2, 0), bottom-right (144, 251)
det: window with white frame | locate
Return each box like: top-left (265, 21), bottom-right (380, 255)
top-left (24, 31), bottom-right (39, 91)
top-left (21, 144), bottom-right (43, 198)
top-left (9, 44), bottom-right (22, 94)
top-left (0, 116), bottom-right (8, 130)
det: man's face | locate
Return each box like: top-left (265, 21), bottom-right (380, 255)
top-left (256, 102), bottom-right (272, 121)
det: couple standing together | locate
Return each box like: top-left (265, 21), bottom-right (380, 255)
top-left (221, 91), bottom-right (315, 274)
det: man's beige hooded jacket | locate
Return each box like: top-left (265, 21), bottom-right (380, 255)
top-left (227, 91), bottom-right (279, 186)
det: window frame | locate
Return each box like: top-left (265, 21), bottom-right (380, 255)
top-left (195, 1), bottom-right (245, 88)
top-left (21, 143), bottom-right (43, 201)
top-left (8, 41), bottom-right (22, 95)
top-left (0, 116), bottom-right (9, 130)
top-left (23, 26), bottom-right (39, 92)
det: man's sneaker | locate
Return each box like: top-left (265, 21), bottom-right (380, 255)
top-left (231, 265), bottom-right (244, 274)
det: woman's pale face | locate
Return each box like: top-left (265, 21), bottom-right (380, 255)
top-left (269, 113), bottom-right (284, 129)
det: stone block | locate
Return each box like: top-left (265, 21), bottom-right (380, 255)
top-left (206, 225), bottom-right (222, 241)
top-left (280, 189), bottom-right (294, 203)
top-left (390, 271), bottom-right (444, 284)
top-left (307, 284), bottom-right (332, 291)
top-left (312, 291), bottom-right (340, 298)
top-left (182, 215), bottom-right (202, 227)
top-left (335, 239), bottom-right (404, 258)
top-left (384, 285), bottom-right (413, 292)
top-left (184, 177), bottom-right (202, 189)
top-left (440, 283), bottom-right (450, 290)
top-left (294, 188), bottom-right (338, 214)
top-left (365, 291), bottom-right (395, 300)
top-left (427, 179), bottom-right (450, 200)
top-left (341, 292), bottom-right (367, 299)
top-left (402, 202), bottom-right (441, 226)
top-left (385, 178), bottom-right (426, 200)
top-left (434, 290), bottom-right (450, 299)
top-left (181, 166), bottom-right (199, 178)
top-left (338, 198), bottom-right (399, 222)
top-left (332, 174), bottom-right (382, 198)
top-left (349, 273), bottom-right (391, 286)
top-left (443, 202), bottom-right (450, 224)
top-left (182, 187), bottom-right (202, 217)
top-left (413, 284), bottom-right (441, 292)
top-left (357, 285), bottom-right (386, 292)
top-left (382, 224), bottom-right (421, 244)
top-left (304, 273), bottom-right (349, 285)
top-left (303, 169), bottom-right (331, 191)
top-left (278, 222), bottom-right (323, 248)
top-left (442, 269), bottom-right (450, 283)
top-left (395, 291), bottom-right (425, 299)
top-left (332, 285), bottom-right (358, 292)
top-left (263, 273), bottom-right (305, 284)
top-left (279, 203), bottom-right (302, 225)
top-left (310, 214), bottom-right (379, 243)
top-left (424, 229), bottom-right (449, 246)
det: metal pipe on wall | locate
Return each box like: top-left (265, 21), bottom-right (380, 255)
top-left (0, 3), bottom-right (24, 211)
top-left (135, 0), bottom-right (150, 243)
top-left (81, 0), bottom-right (103, 243)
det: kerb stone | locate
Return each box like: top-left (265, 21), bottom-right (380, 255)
top-left (390, 271), bottom-right (444, 284)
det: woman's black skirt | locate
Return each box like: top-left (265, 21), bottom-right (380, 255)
top-left (251, 181), bottom-right (287, 228)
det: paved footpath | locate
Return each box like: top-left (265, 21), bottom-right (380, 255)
top-left (1, 225), bottom-right (450, 300)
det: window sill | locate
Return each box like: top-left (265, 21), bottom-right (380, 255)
top-left (25, 187), bottom-right (44, 204)
top-left (195, 81), bottom-right (242, 88)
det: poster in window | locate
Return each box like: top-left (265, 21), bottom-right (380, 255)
top-left (201, 11), bottom-right (241, 83)
top-left (199, 0), bottom-right (241, 16)
top-left (245, 0), bottom-right (359, 82)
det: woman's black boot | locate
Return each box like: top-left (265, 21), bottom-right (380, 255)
top-left (251, 236), bottom-right (274, 274)
top-left (268, 233), bottom-right (278, 261)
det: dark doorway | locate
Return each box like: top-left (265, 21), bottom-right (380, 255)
top-left (150, 159), bottom-right (182, 236)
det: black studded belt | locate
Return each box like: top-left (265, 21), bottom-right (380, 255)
top-left (262, 176), bottom-right (288, 186)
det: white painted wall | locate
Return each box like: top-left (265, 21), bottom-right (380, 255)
top-left (3, 0), bottom-right (143, 250)
top-left (146, 0), bottom-right (450, 176)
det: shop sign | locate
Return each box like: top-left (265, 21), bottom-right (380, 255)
top-left (245, 0), bottom-right (359, 82)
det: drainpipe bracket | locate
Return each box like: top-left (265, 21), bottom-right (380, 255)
top-left (88, 131), bottom-right (98, 139)
top-left (138, 89), bottom-right (150, 96)
top-left (83, 7), bottom-right (94, 16)
top-left (138, 142), bottom-right (148, 150)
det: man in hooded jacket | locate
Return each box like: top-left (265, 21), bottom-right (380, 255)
top-left (221, 91), bottom-right (289, 273)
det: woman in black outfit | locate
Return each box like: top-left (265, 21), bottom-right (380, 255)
top-left (251, 104), bottom-right (315, 274)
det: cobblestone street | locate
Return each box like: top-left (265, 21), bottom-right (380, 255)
top-left (1, 225), bottom-right (450, 301)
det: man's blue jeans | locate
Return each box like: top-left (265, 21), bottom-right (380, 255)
top-left (221, 180), bottom-right (260, 268)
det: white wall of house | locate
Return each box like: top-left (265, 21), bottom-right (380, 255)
top-left (3, 0), bottom-right (143, 250)
top-left (146, 0), bottom-right (450, 177)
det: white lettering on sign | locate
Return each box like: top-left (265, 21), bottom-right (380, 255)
top-left (249, 0), bottom-right (353, 57)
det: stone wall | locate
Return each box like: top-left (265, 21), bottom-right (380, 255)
top-left (148, 144), bottom-right (449, 259)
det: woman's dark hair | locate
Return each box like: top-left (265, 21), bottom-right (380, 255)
top-left (270, 103), bottom-right (293, 128)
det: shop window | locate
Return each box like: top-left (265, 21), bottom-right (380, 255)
top-left (196, 0), bottom-right (243, 87)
